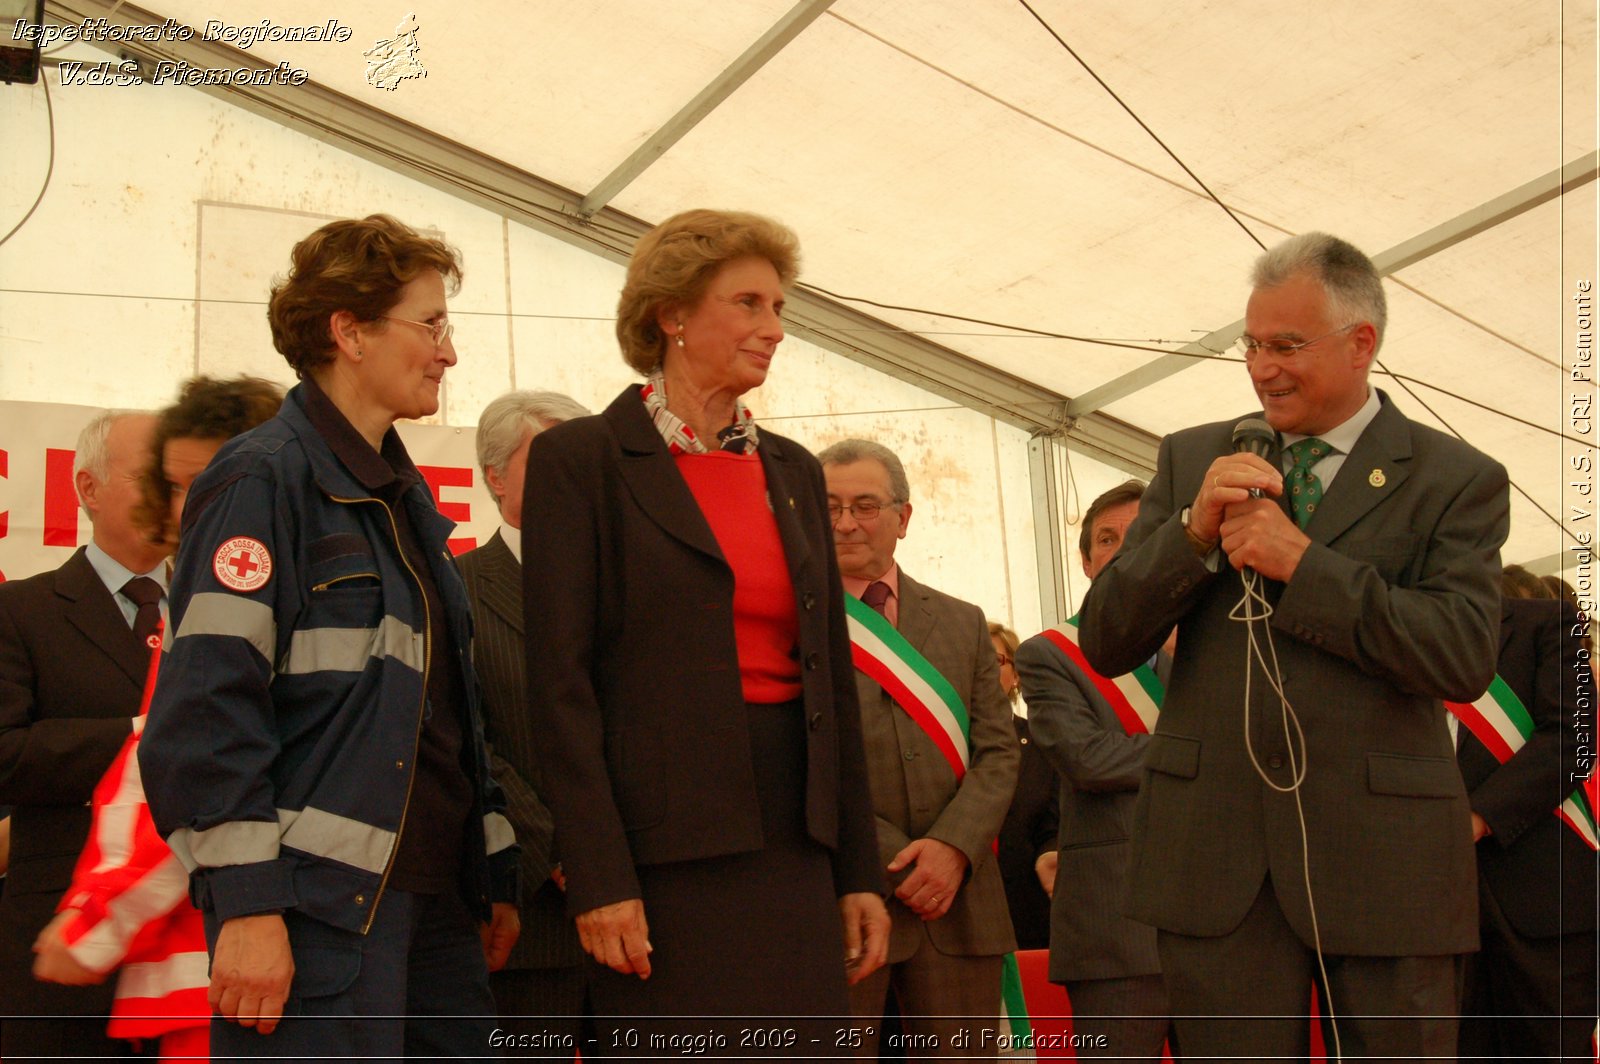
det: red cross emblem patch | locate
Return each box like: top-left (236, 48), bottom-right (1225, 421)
top-left (213, 536), bottom-right (273, 592)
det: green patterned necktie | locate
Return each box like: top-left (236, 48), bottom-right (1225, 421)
top-left (1287, 437), bottom-right (1332, 528)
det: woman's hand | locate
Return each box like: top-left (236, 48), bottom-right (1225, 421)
top-left (576, 899), bottom-right (652, 979)
top-left (209, 913), bottom-right (295, 1035)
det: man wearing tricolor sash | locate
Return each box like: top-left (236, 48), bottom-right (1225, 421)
top-left (1017, 480), bottom-right (1176, 1061)
top-left (821, 440), bottom-right (1019, 1060)
top-left (1455, 589), bottom-right (1598, 1060)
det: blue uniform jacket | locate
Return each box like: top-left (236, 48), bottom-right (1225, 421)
top-left (140, 384), bottom-right (517, 934)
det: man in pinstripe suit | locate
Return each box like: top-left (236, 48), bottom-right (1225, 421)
top-left (457, 390), bottom-right (591, 1045)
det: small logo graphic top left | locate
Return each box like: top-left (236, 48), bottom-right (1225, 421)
top-left (364, 12), bottom-right (427, 91)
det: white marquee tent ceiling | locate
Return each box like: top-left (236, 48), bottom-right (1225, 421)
top-left (24, 0), bottom-right (1600, 573)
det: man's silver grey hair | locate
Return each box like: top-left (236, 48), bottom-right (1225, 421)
top-left (1251, 232), bottom-right (1387, 353)
top-left (816, 438), bottom-right (911, 504)
top-left (73, 410), bottom-right (145, 512)
top-left (476, 389), bottom-right (591, 496)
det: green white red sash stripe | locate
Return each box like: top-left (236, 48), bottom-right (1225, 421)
top-left (1038, 618), bottom-right (1164, 736)
top-left (845, 594), bottom-right (970, 779)
top-left (844, 593), bottom-right (1028, 1034)
top-left (1446, 678), bottom-right (1598, 851)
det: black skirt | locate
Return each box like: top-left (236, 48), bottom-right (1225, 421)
top-left (586, 700), bottom-right (852, 1058)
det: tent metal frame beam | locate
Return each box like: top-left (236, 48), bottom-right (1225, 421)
top-left (1067, 152), bottom-right (1600, 418)
top-left (577, 0), bottom-right (836, 217)
top-left (1028, 436), bottom-right (1072, 627)
top-left (46, 0), bottom-right (1158, 476)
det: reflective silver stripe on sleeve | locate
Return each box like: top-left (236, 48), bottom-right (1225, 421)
top-left (279, 616), bottom-right (424, 675)
top-left (166, 820), bottom-right (280, 871)
top-left (277, 806), bottom-right (396, 875)
top-left (173, 593), bottom-right (276, 665)
top-left (483, 811), bottom-right (516, 856)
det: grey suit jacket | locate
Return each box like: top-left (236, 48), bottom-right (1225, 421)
top-left (1080, 392), bottom-right (1507, 956)
top-left (852, 568), bottom-right (1019, 962)
top-left (1017, 632), bottom-right (1163, 983)
top-left (457, 530), bottom-right (582, 971)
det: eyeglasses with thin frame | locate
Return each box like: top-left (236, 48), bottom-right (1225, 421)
top-left (1234, 322), bottom-right (1356, 361)
top-left (383, 315), bottom-right (454, 347)
top-left (827, 498), bottom-right (897, 523)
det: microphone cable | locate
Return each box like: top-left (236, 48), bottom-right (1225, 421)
top-left (1230, 566), bottom-right (1344, 1062)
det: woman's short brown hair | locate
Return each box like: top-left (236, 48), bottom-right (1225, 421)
top-left (268, 214), bottom-right (462, 377)
top-left (1501, 563), bottom-right (1553, 601)
top-left (135, 375), bottom-right (284, 546)
top-left (615, 209), bottom-right (799, 375)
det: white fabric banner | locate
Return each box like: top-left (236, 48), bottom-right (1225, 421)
top-left (0, 400), bottom-right (499, 585)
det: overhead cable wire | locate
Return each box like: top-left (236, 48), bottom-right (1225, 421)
top-left (1015, 0), bottom-right (1266, 252)
top-left (0, 70), bottom-right (55, 249)
top-left (1374, 355), bottom-right (1581, 548)
top-left (6, 282), bottom-right (1587, 450)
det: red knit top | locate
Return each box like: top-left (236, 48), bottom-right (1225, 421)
top-left (675, 451), bottom-right (803, 703)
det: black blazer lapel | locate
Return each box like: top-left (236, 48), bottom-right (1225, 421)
top-left (57, 548), bottom-right (149, 686)
top-left (758, 435), bottom-right (814, 584)
top-left (476, 531), bottom-right (525, 636)
top-left (605, 388), bottom-right (725, 565)
top-left (1304, 394), bottom-right (1412, 546)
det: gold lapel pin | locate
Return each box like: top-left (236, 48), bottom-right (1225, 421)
top-left (1369, 468), bottom-right (1386, 487)
top-left (788, 496), bottom-right (796, 509)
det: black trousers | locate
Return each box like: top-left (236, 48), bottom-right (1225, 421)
top-left (1459, 881), bottom-right (1598, 1063)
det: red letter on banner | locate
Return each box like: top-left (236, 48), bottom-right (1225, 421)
top-left (416, 464), bottom-right (476, 555)
top-left (44, 448), bottom-right (79, 547)
top-left (0, 448), bottom-right (8, 582)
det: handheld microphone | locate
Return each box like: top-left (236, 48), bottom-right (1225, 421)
top-left (1231, 418), bottom-right (1278, 499)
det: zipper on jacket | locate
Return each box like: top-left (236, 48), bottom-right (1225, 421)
top-left (310, 571), bottom-right (380, 592)
top-left (328, 494), bottom-right (430, 935)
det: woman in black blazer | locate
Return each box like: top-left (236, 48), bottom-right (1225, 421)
top-left (521, 210), bottom-right (888, 1048)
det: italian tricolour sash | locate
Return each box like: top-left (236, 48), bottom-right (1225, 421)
top-left (845, 594), bottom-right (971, 779)
top-left (843, 593), bottom-right (1030, 1042)
top-left (1446, 677), bottom-right (1599, 850)
top-left (1037, 616), bottom-right (1164, 735)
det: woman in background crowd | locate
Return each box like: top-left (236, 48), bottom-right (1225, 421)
top-left (32, 375), bottom-right (282, 1062)
top-left (991, 620), bottom-right (1056, 951)
top-left (521, 208), bottom-right (888, 1051)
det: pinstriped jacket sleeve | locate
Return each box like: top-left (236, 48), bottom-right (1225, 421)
top-left (141, 468), bottom-right (299, 922)
top-left (457, 545), bottom-right (559, 887)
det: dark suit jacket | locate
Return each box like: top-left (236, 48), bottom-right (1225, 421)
top-left (996, 714), bottom-right (1057, 952)
top-left (1017, 634), bottom-right (1165, 982)
top-left (520, 386), bottom-right (882, 917)
top-left (1081, 393), bottom-right (1508, 956)
top-left (1459, 597), bottom-right (1597, 938)
top-left (0, 547), bottom-right (142, 1016)
top-left (853, 569), bottom-right (1019, 963)
top-left (458, 530), bottom-right (583, 971)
